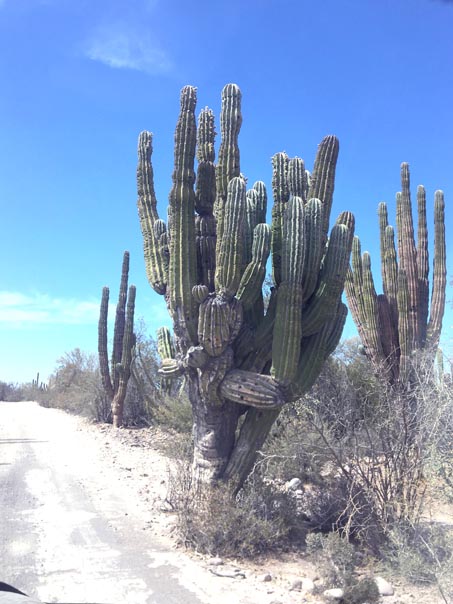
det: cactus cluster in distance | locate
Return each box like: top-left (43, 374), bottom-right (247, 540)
top-left (345, 164), bottom-right (446, 384)
top-left (137, 84), bottom-right (355, 488)
top-left (98, 251), bottom-right (136, 427)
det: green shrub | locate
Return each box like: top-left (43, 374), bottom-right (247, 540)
top-left (305, 531), bottom-right (358, 588)
top-left (343, 578), bottom-right (380, 604)
top-left (153, 391), bottom-right (193, 434)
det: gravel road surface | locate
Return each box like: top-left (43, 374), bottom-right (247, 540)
top-left (0, 401), bottom-right (209, 604)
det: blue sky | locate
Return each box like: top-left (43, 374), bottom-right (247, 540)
top-left (0, 0), bottom-right (452, 384)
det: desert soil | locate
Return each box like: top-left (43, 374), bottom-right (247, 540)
top-left (0, 401), bottom-right (451, 604)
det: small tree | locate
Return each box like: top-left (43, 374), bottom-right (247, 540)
top-left (98, 251), bottom-right (136, 427)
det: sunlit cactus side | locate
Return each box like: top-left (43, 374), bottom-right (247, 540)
top-left (98, 251), bottom-right (136, 428)
top-left (137, 84), bottom-right (354, 491)
top-left (345, 163), bottom-right (446, 384)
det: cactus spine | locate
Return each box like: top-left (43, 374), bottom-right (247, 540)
top-left (137, 85), bottom-right (354, 490)
top-left (98, 251), bottom-right (136, 427)
top-left (345, 163), bottom-right (446, 384)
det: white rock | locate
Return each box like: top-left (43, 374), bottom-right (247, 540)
top-left (323, 587), bottom-right (345, 600)
top-left (374, 576), bottom-right (394, 596)
top-left (301, 577), bottom-right (315, 593)
top-left (207, 557), bottom-right (224, 566)
top-left (286, 477), bottom-right (302, 491)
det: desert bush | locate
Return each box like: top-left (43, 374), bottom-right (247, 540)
top-left (41, 348), bottom-right (110, 420)
top-left (0, 381), bottom-right (24, 401)
top-left (167, 455), bottom-right (302, 557)
top-left (305, 531), bottom-right (359, 588)
top-left (153, 391), bottom-right (193, 434)
top-left (384, 522), bottom-right (453, 602)
top-left (257, 342), bottom-right (453, 556)
top-left (343, 578), bottom-right (381, 604)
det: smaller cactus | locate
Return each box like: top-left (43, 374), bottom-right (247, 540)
top-left (156, 326), bottom-right (177, 393)
top-left (98, 251), bottom-right (136, 427)
top-left (346, 163), bottom-right (446, 384)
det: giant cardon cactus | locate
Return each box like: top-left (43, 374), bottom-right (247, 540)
top-left (98, 251), bottom-right (136, 427)
top-left (345, 163), bottom-right (446, 384)
top-left (137, 84), bottom-right (354, 490)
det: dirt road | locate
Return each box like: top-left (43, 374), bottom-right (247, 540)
top-left (0, 402), bottom-right (222, 604)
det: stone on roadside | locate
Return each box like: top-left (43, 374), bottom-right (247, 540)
top-left (302, 577), bottom-right (315, 593)
top-left (207, 557), bottom-right (224, 566)
top-left (258, 573), bottom-right (272, 582)
top-left (289, 579), bottom-right (302, 591)
top-left (285, 477), bottom-right (302, 491)
top-left (374, 576), bottom-right (394, 596)
top-left (323, 587), bottom-right (344, 600)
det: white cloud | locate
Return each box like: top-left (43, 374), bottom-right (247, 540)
top-left (84, 24), bottom-right (172, 74)
top-left (0, 291), bottom-right (106, 327)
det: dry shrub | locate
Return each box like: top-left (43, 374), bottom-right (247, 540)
top-left (305, 531), bottom-right (358, 588)
top-left (167, 455), bottom-right (302, 558)
top-left (153, 392), bottom-right (193, 434)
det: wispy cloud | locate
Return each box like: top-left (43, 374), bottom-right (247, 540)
top-left (84, 24), bottom-right (172, 74)
top-left (0, 291), bottom-right (105, 327)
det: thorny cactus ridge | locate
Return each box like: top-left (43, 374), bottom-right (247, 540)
top-left (137, 84), bottom-right (355, 491)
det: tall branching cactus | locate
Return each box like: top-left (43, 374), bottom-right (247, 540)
top-left (98, 251), bottom-right (136, 427)
top-left (137, 84), bottom-right (354, 491)
top-left (345, 163), bottom-right (446, 384)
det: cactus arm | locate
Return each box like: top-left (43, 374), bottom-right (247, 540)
top-left (195, 108), bottom-right (217, 290)
top-left (196, 215), bottom-right (216, 291)
top-left (219, 370), bottom-right (285, 408)
top-left (377, 294), bottom-right (399, 381)
top-left (214, 177), bottom-right (246, 299)
top-left (198, 295), bottom-right (243, 357)
top-left (271, 196), bottom-right (305, 385)
top-left (270, 152), bottom-right (289, 286)
top-left (253, 181), bottom-right (268, 224)
top-left (291, 302), bottom-right (348, 397)
top-left (157, 326), bottom-right (175, 360)
top-left (301, 197), bottom-right (324, 301)
top-left (243, 189), bottom-right (260, 269)
top-left (111, 286), bottom-right (136, 427)
top-left (168, 86), bottom-right (199, 346)
top-left (236, 223), bottom-right (271, 310)
top-left (361, 251), bottom-right (385, 364)
top-left (137, 132), bottom-right (167, 295)
top-left (417, 185), bottom-right (429, 346)
top-left (195, 107), bottom-right (216, 215)
top-left (396, 163), bottom-right (419, 348)
top-left (214, 84), bottom-right (242, 243)
top-left (397, 270), bottom-right (411, 383)
top-left (378, 202), bottom-right (390, 297)
top-left (287, 157), bottom-right (307, 200)
top-left (301, 219), bottom-right (354, 336)
top-left (307, 135), bottom-right (339, 242)
top-left (426, 190), bottom-right (446, 349)
top-left (98, 286), bottom-right (114, 401)
top-left (111, 251), bottom-right (130, 394)
top-left (383, 224), bottom-right (399, 329)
